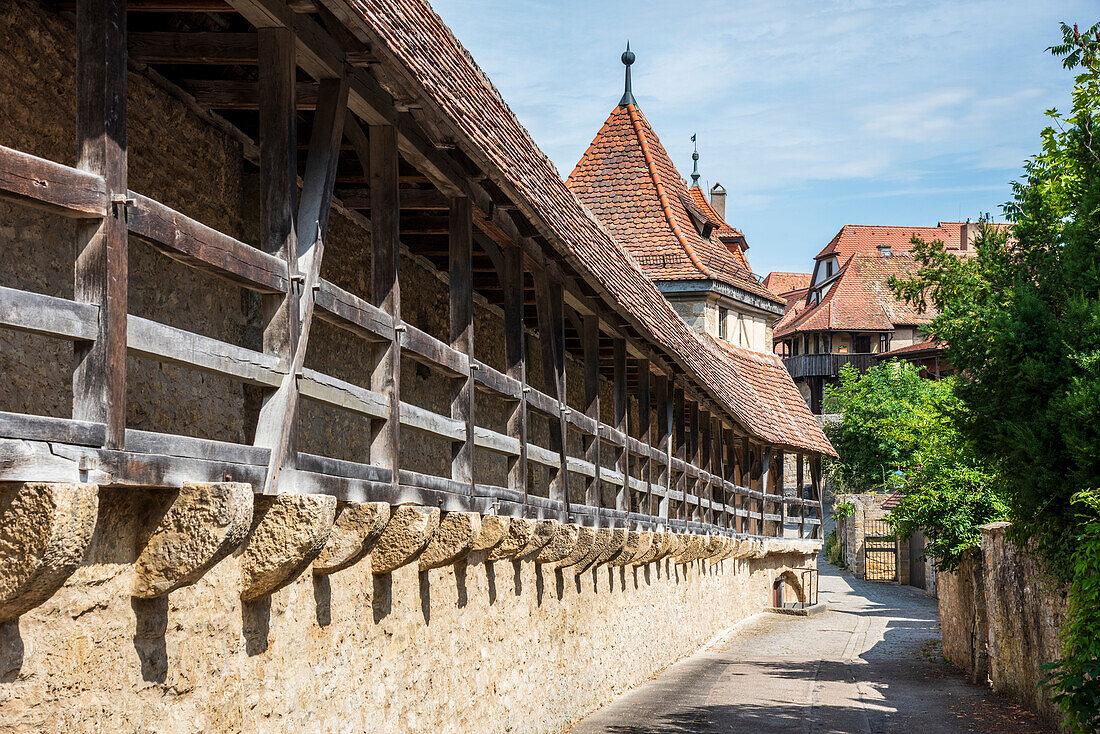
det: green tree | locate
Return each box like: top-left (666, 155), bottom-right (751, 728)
top-left (824, 363), bottom-right (1004, 570)
top-left (891, 22), bottom-right (1100, 579)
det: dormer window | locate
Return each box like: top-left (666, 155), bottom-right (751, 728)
top-left (826, 260), bottom-right (834, 278)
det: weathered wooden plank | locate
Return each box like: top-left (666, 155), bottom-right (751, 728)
top-left (400, 323), bottom-right (469, 375)
top-left (129, 32), bottom-right (259, 64)
top-left (526, 442), bottom-right (559, 469)
top-left (400, 402), bottom-right (465, 442)
top-left (128, 192), bottom-right (288, 293)
top-left (613, 338), bottom-right (630, 512)
top-left (636, 357), bottom-right (652, 515)
top-left (295, 452), bottom-right (392, 484)
top-left (534, 269), bottom-right (570, 518)
top-left (125, 429), bottom-right (270, 465)
top-left (336, 187), bottom-right (448, 211)
top-left (524, 385), bottom-right (558, 417)
top-left (298, 368), bottom-right (388, 419)
top-left (471, 360), bottom-right (522, 400)
top-left (0, 286), bottom-right (98, 341)
top-left (0, 411), bottom-right (105, 447)
top-left (581, 313), bottom-right (601, 508)
top-left (449, 196), bottom-right (475, 493)
top-left (127, 315), bottom-right (284, 387)
top-left (74, 0), bottom-right (128, 449)
top-left (0, 145), bottom-right (107, 217)
top-left (314, 278), bottom-right (392, 340)
top-left (472, 426), bottom-right (520, 456)
top-left (186, 80), bottom-right (320, 109)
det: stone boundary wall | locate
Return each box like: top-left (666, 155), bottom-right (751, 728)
top-left (833, 492), bottom-right (890, 577)
top-left (0, 483), bottom-right (818, 733)
top-left (937, 522), bottom-right (1068, 730)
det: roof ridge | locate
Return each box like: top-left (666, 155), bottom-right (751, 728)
top-left (625, 103), bottom-right (715, 280)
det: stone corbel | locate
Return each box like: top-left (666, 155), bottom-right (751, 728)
top-left (240, 494), bottom-right (337, 601)
top-left (709, 538), bottom-right (739, 565)
top-left (516, 519), bottom-right (556, 560)
top-left (555, 525), bottom-right (597, 570)
top-left (633, 531), bottom-right (669, 566)
top-left (418, 511), bottom-right (482, 571)
top-left (0, 482), bottom-right (99, 622)
top-left (608, 530), bottom-right (645, 566)
top-left (674, 534), bottom-right (705, 564)
top-left (371, 506), bottom-right (441, 574)
top-left (533, 523), bottom-right (580, 564)
top-left (470, 515), bottom-right (510, 554)
top-left (133, 482), bottom-right (253, 598)
top-left (313, 502), bottom-right (391, 575)
top-left (485, 517), bottom-right (535, 561)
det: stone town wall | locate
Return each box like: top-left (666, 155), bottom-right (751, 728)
top-left (0, 483), bottom-right (818, 734)
top-left (833, 492), bottom-right (890, 576)
top-left (937, 522), bottom-right (1068, 730)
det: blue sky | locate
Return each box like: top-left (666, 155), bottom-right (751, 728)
top-left (428, 0), bottom-right (1092, 276)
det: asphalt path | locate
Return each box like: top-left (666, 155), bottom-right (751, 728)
top-left (569, 559), bottom-right (1050, 733)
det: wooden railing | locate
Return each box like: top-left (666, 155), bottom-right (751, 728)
top-left (0, 0), bottom-right (823, 542)
top-left (783, 352), bottom-right (880, 380)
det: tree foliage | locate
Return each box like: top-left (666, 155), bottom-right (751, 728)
top-left (824, 363), bottom-right (1004, 570)
top-left (891, 21), bottom-right (1100, 581)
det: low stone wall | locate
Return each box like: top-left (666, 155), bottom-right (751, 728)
top-left (937, 522), bottom-right (1068, 730)
top-left (0, 483), bottom-right (817, 733)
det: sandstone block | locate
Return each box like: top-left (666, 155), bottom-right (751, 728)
top-left (486, 517), bottom-right (534, 561)
top-left (471, 515), bottom-right (509, 552)
top-left (516, 519), bottom-right (556, 560)
top-left (313, 502), bottom-right (391, 575)
top-left (133, 481), bottom-right (253, 598)
top-left (572, 528), bottom-right (614, 575)
top-left (533, 523), bottom-right (579, 564)
top-left (240, 494), bottom-right (336, 601)
top-left (0, 482), bottom-right (98, 622)
top-left (555, 525), bottom-right (597, 569)
top-left (371, 506), bottom-right (441, 574)
top-left (609, 530), bottom-right (645, 566)
top-left (418, 512), bottom-right (481, 571)
top-left (633, 531), bottom-right (668, 566)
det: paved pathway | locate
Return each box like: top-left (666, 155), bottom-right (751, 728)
top-left (569, 560), bottom-right (1049, 733)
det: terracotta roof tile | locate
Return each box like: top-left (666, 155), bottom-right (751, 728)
top-left (775, 253), bottom-right (929, 338)
top-left (817, 222), bottom-right (1010, 266)
top-left (878, 338), bottom-right (942, 357)
top-left (763, 272), bottom-right (811, 297)
top-left (343, 0), bottom-right (832, 456)
top-left (565, 104), bottom-right (778, 304)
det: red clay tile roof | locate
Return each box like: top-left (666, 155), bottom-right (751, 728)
top-left (713, 339), bottom-right (824, 448)
top-left (565, 104), bottom-right (778, 304)
top-left (775, 252), bottom-right (930, 338)
top-left (687, 185), bottom-right (752, 271)
top-left (878, 338), bottom-right (942, 358)
top-left (763, 272), bottom-right (811, 297)
top-left (341, 0), bottom-right (832, 456)
top-left (817, 222), bottom-right (1010, 267)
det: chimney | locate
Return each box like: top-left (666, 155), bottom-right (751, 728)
top-left (710, 182), bottom-right (726, 219)
top-left (960, 219), bottom-right (977, 251)
top-left (877, 243), bottom-right (892, 257)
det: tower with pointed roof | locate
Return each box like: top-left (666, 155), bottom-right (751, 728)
top-left (566, 47), bottom-right (784, 353)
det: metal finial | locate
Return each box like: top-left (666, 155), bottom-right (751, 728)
top-left (690, 134), bottom-right (700, 186)
top-left (619, 42), bottom-right (637, 107)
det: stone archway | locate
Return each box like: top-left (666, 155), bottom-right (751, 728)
top-left (771, 568), bottom-right (806, 607)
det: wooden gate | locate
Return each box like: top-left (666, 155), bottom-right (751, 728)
top-left (864, 519), bottom-right (897, 582)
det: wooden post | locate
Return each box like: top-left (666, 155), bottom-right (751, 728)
top-left (534, 269), bottom-right (569, 519)
top-left (252, 27), bottom-right (297, 468)
top-left (582, 314), bottom-right (601, 509)
top-left (655, 373), bottom-right (671, 524)
top-left (370, 124), bottom-right (401, 487)
top-left (613, 338), bottom-right (629, 517)
top-left (255, 73), bottom-right (347, 493)
top-left (810, 454), bottom-right (823, 540)
top-left (775, 449), bottom-right (785, 538)
top-left (501, 247), bottom-right (527, 501)
top-left (673, 381), bottom-right (686, 526)
top-left (635, 358), bottom-right (651, 516)
top-left (733, 433), bottom-right (745, 534)
top-left (449, 197), bottom-right (474, 493)
top-left (75, 0), bottom-right (128, 448)
top-left (761, 446), bottom-right (773, 537)
top-left (797, 453), bottom-right (806, 539)
top-left (688, 400), bottom-right (700, 523)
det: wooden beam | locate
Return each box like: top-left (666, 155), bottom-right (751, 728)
top-left (534, 268), bottom-right (570, 520)
top-left (128, 192), bottom-right (288, 293)
top-left (635, 357), bottom-right (652, 516)
top-left (655, 372), bottom-right (670, 523)
top-left (335, 187), bottom-right (448, 210)
top-left (186, 80), bottom-right (319, 110)
top-left (74, 0), bottom-right (128, 449)
top-left (0, 146), bottom-right (107, 218)
top-left (369, 124), bottom-right (401, 486)
top-left (582, 314), bottom-right (601, 509)
top-left (501, 246), bottom-right (528, 500)
top-left (449, 196), bottom-right (474, 493)
top-left (613, 338), bottom-right (629, 516)
top-left (128, 32), bottom-right (259, 65)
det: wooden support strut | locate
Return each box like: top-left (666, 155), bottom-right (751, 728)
top-left (635, 358), bottom-right (651, 517)
top-left (74, 0), bottom-right (128, 449)
top-left (582, 314), bottom-right (601, 512)
top-left (655, 373), bottom-right (671, 524)
top-left (258, 73), bottom-right (349, 494)
top-left (449, 196), bottom-right (474, 494)
top-left (613, 338), bottom-right (629, 519)
top-left (500, 247), bottom-right (527, 503)
top-left (533, 269), bottom-right (569, 520)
